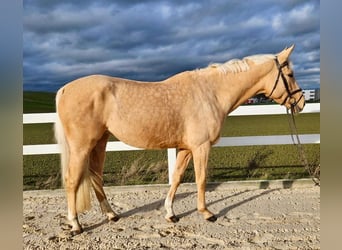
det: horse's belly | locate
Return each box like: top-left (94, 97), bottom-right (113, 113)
top-left (114, 131), bottom-right (179, 149)
top-left (108, 119), bottom-right (181, 149)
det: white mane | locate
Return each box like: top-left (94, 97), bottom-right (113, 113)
top-left (209, 54), bottom-right (276, 74)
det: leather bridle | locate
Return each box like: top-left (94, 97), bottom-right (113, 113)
top-left (267, 57), bottom-right (304, 107)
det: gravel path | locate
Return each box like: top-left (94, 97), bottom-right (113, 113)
top-left (23, 180), bottom-right (320, 249)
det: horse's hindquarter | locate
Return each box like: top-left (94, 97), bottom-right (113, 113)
top-left (57, 76), bottom-right (115, 144)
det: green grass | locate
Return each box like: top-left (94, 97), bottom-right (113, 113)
top-left (23, 92), bottom-right (320, 190)
top-left (23, 91), bottom-right (56, 113)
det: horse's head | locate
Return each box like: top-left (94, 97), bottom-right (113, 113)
top-left (266, 45), bottom-right (305, 113)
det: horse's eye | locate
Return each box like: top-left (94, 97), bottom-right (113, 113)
top-left (288, 73), bottom-right (294, 78)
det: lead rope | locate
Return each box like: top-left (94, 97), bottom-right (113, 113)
top-left (286, 107), bottom-right (320, 186)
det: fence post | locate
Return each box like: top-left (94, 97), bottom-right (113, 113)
top-left (167, 148), bottom-right (177, 184)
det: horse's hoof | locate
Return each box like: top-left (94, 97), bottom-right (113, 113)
top-left (60, 222), bottom-right (72, 230)
top-left (60, 218), bottom-right (73, 230)
top-left (206, 215), bottom-right (217, 222)
top-left (109, 215), bottom-right (120, 222)
top-left (165, 215), bottom-right (180, 223)
top-left (70, 228), bottom-right (83, 237)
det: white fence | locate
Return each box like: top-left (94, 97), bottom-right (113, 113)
top-left (23, 103), bottom-right (320, 184)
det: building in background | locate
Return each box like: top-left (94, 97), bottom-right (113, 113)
top-left (302, 89), bottom-right (320, 102)
top-left (245, 89), bottom-right (320, 105)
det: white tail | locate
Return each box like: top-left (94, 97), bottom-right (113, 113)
top-left (54, 89), bottom-right (69, 187)
top-left (54, 89), bottom-right (92, 212)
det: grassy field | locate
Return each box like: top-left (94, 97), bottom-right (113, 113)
top-left (23, 91), bottom-right (56, 113)
top-left (23, 92), bottom-right (320, 190)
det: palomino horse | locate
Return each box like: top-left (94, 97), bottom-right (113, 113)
top-left (54, 45), bottom-right (305, 235)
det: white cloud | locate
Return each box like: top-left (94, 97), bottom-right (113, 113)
top-left (272, 2), bottom-right (319, 35)
top-left (242, 16), bottom-right (267, 29)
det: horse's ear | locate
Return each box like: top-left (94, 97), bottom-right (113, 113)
top-left (287, 44), bottom-right (295, 53)
top-left (278, 44), bottom-right (295, 62)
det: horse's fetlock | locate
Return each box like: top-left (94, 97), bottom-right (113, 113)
top-left (197, 207), bottom-right (207, 213)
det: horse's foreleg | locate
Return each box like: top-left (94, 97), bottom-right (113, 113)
top-left (192, 142), bottom-right (217, 222)
top-left (90, 133), bottom-right (119, 222)
top-left (165, 149), bottom-right (192, 222)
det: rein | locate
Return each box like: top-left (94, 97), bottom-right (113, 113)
top-left (268, 57), bottom-right (319, 185)
top-left (286, 107), bottom-right (320, 186)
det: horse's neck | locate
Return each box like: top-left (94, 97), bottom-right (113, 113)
top-left (211, 64), bottom-right (271, 114)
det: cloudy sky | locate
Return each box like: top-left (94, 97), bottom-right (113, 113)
top-left (23, 0), bottom-right (320, 92)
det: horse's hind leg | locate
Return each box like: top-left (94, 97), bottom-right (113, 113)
top-left (65, 147), bottom-right (91, 235)
top-left (89, 132), bottom-right (119, 222)
top-left (165, 149), bottom-right (192, 222)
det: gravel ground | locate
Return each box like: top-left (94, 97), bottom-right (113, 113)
top-left (23, 180), bottom-right (320, 249)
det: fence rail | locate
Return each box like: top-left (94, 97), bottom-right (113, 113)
top-left (23, 103), bottom-right (320, 124)
top-left (23, 103), bottom-right (320, 184)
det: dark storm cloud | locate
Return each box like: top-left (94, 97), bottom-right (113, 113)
top-left (23, 0), bottom-right (320, 92)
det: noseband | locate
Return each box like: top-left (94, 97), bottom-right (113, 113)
top-left (267, 57), bottom-right (303, 107)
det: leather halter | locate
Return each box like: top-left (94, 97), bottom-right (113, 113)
top-left (267, 57), bottom-right (303, 107)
